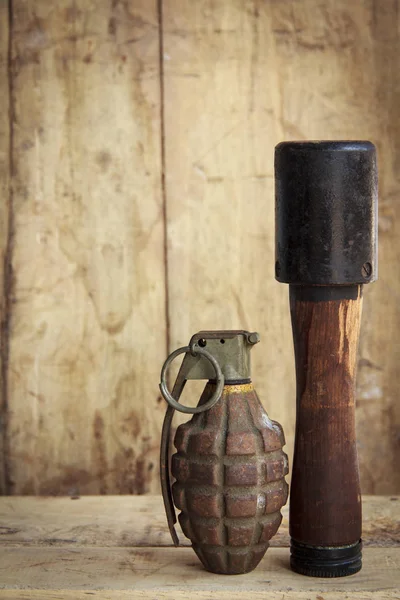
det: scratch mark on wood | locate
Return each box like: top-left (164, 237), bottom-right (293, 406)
top-left (192, 120), bottom-right (244, 165)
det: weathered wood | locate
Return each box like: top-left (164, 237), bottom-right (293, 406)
top-left (0, 594), bottom-right (398, 600)
top-left (0, 591), bottom-right (398, 600)
top-left (355, 0), bottom-right (400, 495)
top-left (0, 496), bottom-right (398, 596)
top-left (271, 0), bottom-right (400, 495)
top-left (0, 495), bottom-right (398, 548)
top-left (0, 593), bottom-right (397, 600)
top-left (1, 0), bottom-right (399, 496)
top-left (6, 1), bottom-right (166, 494)
top-left (0, 1), bottom-right (10, 494)
top-left (162, 0), bottom-right (400, 495)
top-left (0, 547), bottom-right (398, 597)
top-left (162, 0), bottom-right (296, 481)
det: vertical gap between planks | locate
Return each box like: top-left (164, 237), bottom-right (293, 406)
top-left (158, 0), bottom-right (170, 358)
top-left (2, 0), bottom-right (14, 494)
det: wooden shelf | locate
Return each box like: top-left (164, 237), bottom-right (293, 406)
top-left (0, 496), bottom-right (399, 598)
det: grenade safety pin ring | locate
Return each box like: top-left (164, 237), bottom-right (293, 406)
top-left (159, 345), bottom-right (224, 414)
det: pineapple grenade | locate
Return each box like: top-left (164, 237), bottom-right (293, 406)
top-left (159, 331), bottom-right (289, 574)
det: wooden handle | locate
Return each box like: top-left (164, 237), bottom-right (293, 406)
top-left (289, 285), bottom-right (362, 547)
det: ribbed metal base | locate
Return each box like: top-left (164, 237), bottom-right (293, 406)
top-left (290, 539), bottom-right (362, 578)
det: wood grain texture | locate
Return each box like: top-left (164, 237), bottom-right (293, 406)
top-left (0, 591), bottom-right (398, 600)
top-left (162, 0), bottom-right (400, 495)
top-left (355, 0), bottom-right (400, 495)
top-left (0, 1), bottom-right (10, 494)
top-left (268, 0), bottom-right (400, 495)
top-left (6, 1), bottom-right (166, 494)
top-left (1, 0), bottom-right (399, 495)
top-left (0, 547), bottom-right (398, 597)
top-left (289, 287), bottom-right (363, 546)
top-left (0, 496), bottom-right (398, 596)
top-left (0, 593), bottom-right (398, 600)
top-left (0, 495), bottom-right (398, 548)
top-left (162, 0), bottom-right (295, 475)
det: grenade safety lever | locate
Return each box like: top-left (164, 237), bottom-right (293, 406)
top-left (159, 333), bottom-right (226, 545)
top-left (159, 331), bottom-right (288, 575)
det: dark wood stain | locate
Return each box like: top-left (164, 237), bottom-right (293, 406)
top-left (0, 526), bottom-right (20, 535)
top-left (113, 449), bottom-right (152, 495)
top-left (108, 17), bottom-right (117, 36)
top-left (364, 519), bottom-right (400, 547)
top-left (95, 150), bottom-right (112, 171)
top-left (39, 468), bottom-right (92, 496)
top-left (120, 410), bottom-right (141, 438)
top-left (289, 286), bottom-right (362, 546)
top-left (65, 7), bottom-right (82, 23)
top-left (133, 458), bottom-right (146, 495)
top-left (92, 411), bottom-right (108, 494)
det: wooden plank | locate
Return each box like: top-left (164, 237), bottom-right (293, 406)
top-left (7, 2), bottom-right (166, 494)
top-left (0, 496), bottom-right (398, 548)
top-left (162, 0), bottom-right (296, 479)
top-left (0, 588), bottom-right (399, 600)
top-left (162, 0), bottom-right (400, 494)
top-left (0, 592), bottom-right (398, 600)
top-left (2, 0), bottom-right (399, 497)
top-left (0, 591), bottom-right (398, 599)
top-left (362, 496), bottom-right (400, 547)
top-left (0, 0), bottom-right (10, 494)
top-left (355, 0), bottom-right (400, 495)
top-left (0, 547), bottom-right (398, 596)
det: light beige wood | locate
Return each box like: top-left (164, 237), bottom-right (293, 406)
top-left (162, 0), bottom-right (296, 477)
top-left (1, 0), bottom-right (400, 496)
top-left (6, 1), bottom-right (166, 494)
top-left (0, 496), bottom-right (398, 596)
top-left (162, 0), bottom-right (400, 495)
top-left (0, 1), bottom-right (10, 494)
top-left (0, 594), bottom-right (397, 600)
top-left (0, 495), bottom-right (398, 548)
top-left (0, 547), bottom-right (398, 597)
top-left (353, 1), bottom-right (400, 495)
top-left (267, 0), bottom-right (400, 495)
top-left (0, 592), bottom-right (397, 600)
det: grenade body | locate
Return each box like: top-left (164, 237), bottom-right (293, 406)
top-left (172, 381), bottom-right (288, 574)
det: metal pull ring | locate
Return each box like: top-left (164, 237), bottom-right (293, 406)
top-left (159, 346), bottom-right (225, 414)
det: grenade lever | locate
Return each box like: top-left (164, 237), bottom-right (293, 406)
top-left (159, 342), bottom-right (225, 545)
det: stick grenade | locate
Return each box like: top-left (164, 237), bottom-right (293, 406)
top-left (275, 141), bottom-right (378, 577)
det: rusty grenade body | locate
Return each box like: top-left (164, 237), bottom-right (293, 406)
top-left (160, 331), bottom-right (288, 575)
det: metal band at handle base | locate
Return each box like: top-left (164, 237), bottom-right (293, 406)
top-left (290, 539), bottom-right (362, 578)
top-left (159, 345), bottom-right (225, 414)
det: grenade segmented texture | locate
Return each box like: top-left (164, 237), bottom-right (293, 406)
top-left (172, 382), bottom-right (289, 574)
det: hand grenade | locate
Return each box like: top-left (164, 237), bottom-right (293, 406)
top-left (160, 331), bottom-right (289, 574)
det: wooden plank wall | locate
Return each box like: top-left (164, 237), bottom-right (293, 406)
top-left (0, 0), bottom-right (399, 495)
top-left (4, 0), bottom-right (166, 494)
top-left (0, 0), bottom-right (10, 494)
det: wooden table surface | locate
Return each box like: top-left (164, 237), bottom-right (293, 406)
top-left (0, 495), bottom-right (399, 599)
